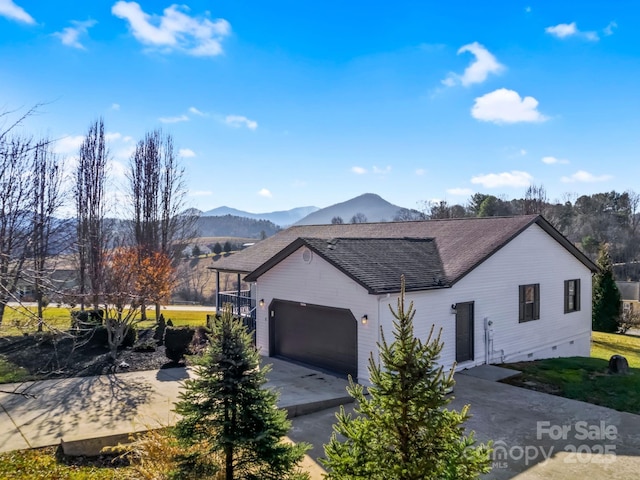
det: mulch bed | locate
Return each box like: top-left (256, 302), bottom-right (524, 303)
top-left (0, 327), bottom-right (181, 382)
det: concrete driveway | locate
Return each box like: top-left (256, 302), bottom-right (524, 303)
top-left (289, 371), bottom-right (640, 480)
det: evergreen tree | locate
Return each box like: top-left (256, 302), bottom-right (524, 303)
top-left (593, 243), bottom-right (622, 332)
top-left (192, 244), bottom-right (202, 257)
top-left (223, 240), bottom-right (232, 254)
top-left (213, 242), bottom-right (223, 255)
top-left (323, 276), bottom-right (492, 480)
top-left (173, 306), bottom-right (309, 480)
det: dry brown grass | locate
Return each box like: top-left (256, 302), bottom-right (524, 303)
top-left (116, 429), bottom-right (223, 480)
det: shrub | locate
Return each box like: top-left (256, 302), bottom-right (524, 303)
top-left (619, 309), bottom-right (640, 334)
top-left (82, 325), bottom-right (137, 349)
top-left (117, 428), bottom-right (222, 480)
top-left (189, 326), bottom-right (210, 355)
top-left (133, 339), bottom-right (158, 353)
top-left (71, 309), bottom-right (104, 327)
top-left (154, 314), bottom-right (167, 345)
top-left (206, 314), bottom-right (220, 331)
top-left (165, 327), bottom-right (195, 363)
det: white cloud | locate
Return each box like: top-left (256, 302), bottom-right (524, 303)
top-left (520, 149), bottom-right (527, 156)
top-left (258, 188), bottom-right (272, 198)
top-left (351, 166), bottom-right (367, 175)
top-left (0, 0), bottom-right (35, 24)
top-left (292, 179), bottom-right (307, 188)
top-left (189, 106), bottom-right (206, 116)
top-left (583, 31), bottom-right (599, 41)
top-left (114, 145), bottom-right (136, 161)
top-left (159, 114), bottom-right (189, 123)
top-left (123, 135), bottom-right (133, 142)
top-left (545, 22), bottom-right (599, 41)
top-left (105, 132), bottom-right (122, 141)
top-left (604, 21), bottom-right (617, 36)
top-left (372, 165), bottom-right (391, 175)
top-left (471, 170), bottom-right (533, 188)
top-left (178, 148), bottom-right (196, 158)
top-left (415, 168), bottom-right (426, 176)
top-left (54, 19), bottom-right (96, 49)
top-left (471, 88), bottom-right (547, 124)
top-left (108, 160), bottom-right (128, 179)
top-left (54, 135), bottom-right (85, 155)
top-left (447, 187), bottom-right (473, 196)
top-left (111, 103), bottom-right (121, 110)
top-left (561, 170), bottom-right (613, 183)
top-left (545, 22), bottom-right (577, 38)
top-left (542, 156), bottom-right (569, 165)
top-left (111, 1), bottom-right (230, 56)
top-left (225, 115), bottom-right (257, 130)
top-left (442, 42), bottom-right (505, 87)
top-left (189, 190), bottom-right (212, 197)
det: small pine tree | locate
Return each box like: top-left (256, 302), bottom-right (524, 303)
top-left (323, 276), bottom-right (492, 480)
top-left (593, 243), bottom-right (622, 332)
top-left (173, 306), bottom-right (310, 480)
top-left (223, 240), bottom-right (232, 254)
top-left (213, 242), bottom-right (223, 255)
top-left (192, 244), bottom-right (202, 257)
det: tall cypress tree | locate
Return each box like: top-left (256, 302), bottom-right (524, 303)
top-left (323, 276), bottom-right (492, 480)
top-left (173, 306), bottom-right (309, 480)
top-left (593, 243), bottom-right (622, 332)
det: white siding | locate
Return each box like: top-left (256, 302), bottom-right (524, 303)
top-left (253, 223), bottom-right (593, 384)
top-left (378, 223), bottom-right (592, 372)
top-left (254, 246), bottom-right (378, 383)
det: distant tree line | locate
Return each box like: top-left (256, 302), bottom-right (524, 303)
top-left (195, 215), bottom-right (280, 238)
top-left (394, 185), bottom-right (640, 280)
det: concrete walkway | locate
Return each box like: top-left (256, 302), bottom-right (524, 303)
top-left (289, 372), bottom-right (640, 480)
top-left (0, 357), bottom-right (350, 478)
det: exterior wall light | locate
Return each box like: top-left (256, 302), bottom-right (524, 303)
top-left (361, 314), bottom-right (368, 325)
top-left (259, 299), bottom-right (265, 307)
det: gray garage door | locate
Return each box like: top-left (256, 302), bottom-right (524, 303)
top-left (270, 300), bottom-right (357, 378)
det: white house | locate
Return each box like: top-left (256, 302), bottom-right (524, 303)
top-left (212, 215), bottom-right (597, 384)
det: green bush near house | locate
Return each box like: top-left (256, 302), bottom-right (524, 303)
top-left (164, 326), bottom-right (196, 363)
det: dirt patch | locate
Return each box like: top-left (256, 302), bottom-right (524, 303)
top-left (501, 375), bottom-right (563, 396)
top-left (0, 328), bottom-right (182, 382)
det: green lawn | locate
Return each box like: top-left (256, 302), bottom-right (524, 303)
top-left (591, 330), bottom-right (640, 367)
top-left (0, 356), bottom-right (32, 384)
top-left (0, 306), bottom-right (210, 337)
top-left (503, 331), bottom-right (640, 414)
top-left (0, 446), bottom-right (134, 479)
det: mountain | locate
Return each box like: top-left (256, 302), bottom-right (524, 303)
top-left (201, 205), bottom-right (318, 226)
top-left (295, 193), bottom-right (405, 225)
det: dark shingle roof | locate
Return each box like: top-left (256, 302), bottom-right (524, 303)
top-left (212, 215), bottom-right (597, 292)
top-left (271, 237), bottom-right (447, 294)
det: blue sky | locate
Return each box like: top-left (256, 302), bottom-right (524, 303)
top-left (1, 1), bottom-right (639, 214)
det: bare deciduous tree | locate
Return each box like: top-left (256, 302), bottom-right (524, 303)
top-left (523, 184), bottom-right (548, 215)
top-left (0, 135), bottom-right (33, 325)
top-left (28, 140), bottom-right (65, 331)
top-left (128, 129), bottom-right (193, 319)
top-left (349, 212), bottom-right (367, 224)
top-left (75, 118), bottom-right (108, 310)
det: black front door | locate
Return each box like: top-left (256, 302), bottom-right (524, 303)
top-left (455, 301), bottom-right (474, 363)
